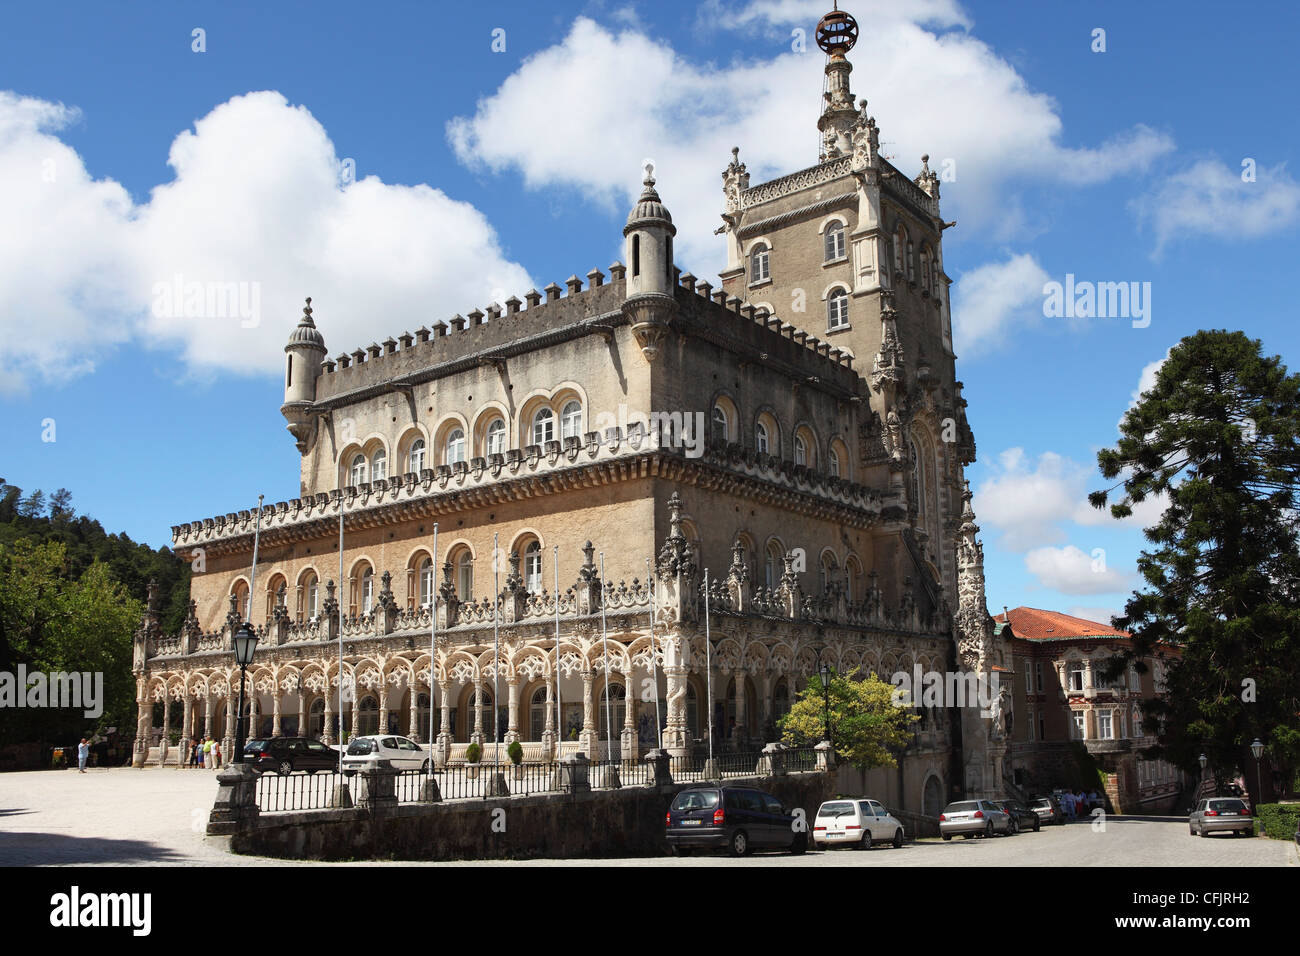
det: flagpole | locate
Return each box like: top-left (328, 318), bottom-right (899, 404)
top-left (646, 558), bottom-right (661, 750)
top-left (337, 498), bottom-right (344, 773)
top-left (704, 567), bottom-right (713, 768)
top-left (493, 532), bottom-right (500, 768)
top-left (553, 545), bottom-right (561, 758)
top-left (599, 552), bottom-right (612, 761)
top-left (427, 524), bottom-right (438, 782)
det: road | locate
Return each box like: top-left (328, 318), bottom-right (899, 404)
top-left (1, 767), bottom-right (1296, 866)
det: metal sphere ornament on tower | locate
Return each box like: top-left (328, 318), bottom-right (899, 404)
top-left (815, 4), bottom-right (859, 56)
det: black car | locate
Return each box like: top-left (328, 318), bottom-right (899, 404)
top-left (1029, 795), bottom-right (1065, 826)
top-left (994, 799), bottom-right (1041, 833)
top-left (665, 785), bottom-right (808, 857)
top-left (243, 737), bottom-right (341, 775)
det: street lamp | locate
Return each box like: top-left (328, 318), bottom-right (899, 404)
top-left (1198, 752), bottom-right (1208, 799)
top-left (233, 623), bottom-right (260, 763)
top-left (819, 662), bottom-right (831, 743)
top-left (1251, 738), bottom-right (1264, 809)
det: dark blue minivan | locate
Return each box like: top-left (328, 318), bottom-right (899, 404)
top-left (665, 785), bottom-right (808, 856)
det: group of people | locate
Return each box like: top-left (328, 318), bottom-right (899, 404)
top-left (181, 736), bottom-right (224, 770)
top-left (1055, 788), bottom-right (1103, 820)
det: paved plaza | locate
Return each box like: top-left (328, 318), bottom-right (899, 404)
top-left (1, 767), bottom-right (1296, 867)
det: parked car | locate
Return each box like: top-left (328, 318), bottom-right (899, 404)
top-left (994, 799), bottom-right (1041, 833)
top-left (243, 736), bottom-right (342, 775)
top-left (1029, 795), bottom-right (1065, 826)
top-left (1188, 797), bottom-right (1254, 838)
top-left (341, 735), bottom-right (431, 774)
top-left (939, 799), bottom-right (1013, 840)
top-left (665, 786), bottom-right (808, 857)
top-left (812, 798), bottom-right (906, 849)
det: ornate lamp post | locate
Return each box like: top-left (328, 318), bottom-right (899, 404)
top-left (233, 623), bottom-right (259, 763)
top-left (1198, 752), bottom-right (1208, 800)
top-left (1250, 738), bottom-right (1264, 810)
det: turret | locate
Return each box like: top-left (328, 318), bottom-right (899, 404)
top-left (281, 297), bottom-right (327, 453)
top-left (622, 164), bottom-right (677, 361)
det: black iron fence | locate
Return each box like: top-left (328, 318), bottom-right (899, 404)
top-left (256, 770), bottom-right (350, 812)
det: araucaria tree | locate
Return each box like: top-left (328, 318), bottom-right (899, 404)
top-left (779, 669), bottom-right (918, 770)
top-left (1090, 330), bottom-right (1300, 805)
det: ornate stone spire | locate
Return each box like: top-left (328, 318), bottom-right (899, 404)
top-left (816, 4), bottom-right (861, 159)
top-left (916, 153), bottom-right (941, 198)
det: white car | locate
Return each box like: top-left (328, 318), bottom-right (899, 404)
top-left (341, 735), bottom-right (431, 774)
top-left (813, 798), bottom-right (906, 849)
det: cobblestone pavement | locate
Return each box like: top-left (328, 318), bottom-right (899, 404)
top-left (2, 767), bottom-right (1296, 866)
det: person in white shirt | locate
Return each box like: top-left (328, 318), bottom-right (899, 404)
top-left (77, 738), bottom-right (90, 773)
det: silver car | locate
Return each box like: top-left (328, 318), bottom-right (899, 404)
top-left (939, 799), bottom-right (1013, 840)
top-left (1189, 797), bottom-right (1254, 838)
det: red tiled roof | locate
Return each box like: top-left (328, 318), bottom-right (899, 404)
top-left (993, 606), bottom-right (1130, 641)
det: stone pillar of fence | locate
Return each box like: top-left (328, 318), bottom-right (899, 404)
top-left (356, 758), bottom-right (399, 813)
top-left (206, 763), bottom-right (260, 835)
top-left (420, 772), bottom-right (442, 803)
top-left (758, 741), bottom-right (787, 777)
top-left (590, 758), bottom-right (621, 790)
top-left (644, 748), bottom-right (674, 791)
top-left (560, 752), bottom-right (590, 794)
top-left (814, 740), bottom-right (836, 772)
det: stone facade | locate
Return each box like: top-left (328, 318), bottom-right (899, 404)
top-left (133, 7), bottom-right (1007, 810)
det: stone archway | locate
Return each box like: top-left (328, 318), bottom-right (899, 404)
top-left (923, 773), bottom-right (944, 818)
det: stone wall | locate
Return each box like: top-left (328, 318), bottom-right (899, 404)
top-left (228, 771), bottom-right (833, 861)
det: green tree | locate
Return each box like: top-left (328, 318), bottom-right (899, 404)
top-left (778, 669), bottom-right (918, 770)
top-left (1090, 330), bottom-right (1300, 806)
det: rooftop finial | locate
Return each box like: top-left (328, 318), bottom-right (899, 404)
top-left (816, 4), bottom-right (859, 56)
top-left (643, 160), bottom-right (655, 186)
top-left (303, 296), bottom-right (313, 319)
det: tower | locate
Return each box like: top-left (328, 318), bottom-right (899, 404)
top-left (622, 163), bottom-right (677, 362)
top-left (281, 297), bottom-right (327, 453)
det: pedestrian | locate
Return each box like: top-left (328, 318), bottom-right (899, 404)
top-left (202, 736), bottom-right (212, 769)
top-left (77, 737), bottom-right (90, 773)
top-left (189, 738), bottom-right (200, 769)
top-left (211, 739), bottom-right (222, 769)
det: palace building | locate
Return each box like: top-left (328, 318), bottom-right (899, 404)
top-left (132, 5), bottom-right (1008, 812)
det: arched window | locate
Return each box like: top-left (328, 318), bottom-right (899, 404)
top-left (370, 449), bottom-right (387, 481)
top-left (560, 401), bottom-right (582, 440)
top-left (819, 553), bottom-right (838, 594)
top-left (409, 439), bottom-right (426, 474)
top-left (632, 234), bottom-right (641, 277)
top-left (445, 428), bottom-right (466, 465)
top-left (231, 581), bottom-right (250, 621)
top-left (456, 552), bottom-right (473, 600)
top-left (894, 225), bottom-right (907, 274)
top-left (598, 683), bottom-right (626, 740)
top-left (532, 408), bottom-right (555, 445)
top-left (524, 541), bottom-right (542, 593)
top-left (485, 418), bottom-right (506, 457)
top-left (711, 405), bottom-right (728, 446)
top-left (418, 558), bottom-right (434, 608)
top-left (829, 447), bottom-right (840, 478)
top-left (750, 243), bottom-right (770, 283)
top-left (906, 241), bottom-right (915, 283)
top-left (350, 454), bottom-right (367, 486)
top-left (765, 542), bottom-right (782, 590)
top-left (910, 437), bottom-right (927, 517)
top-left (755, 421), bottom-right (769, 454)
top-left (305, 574), bottom-right (319, 620)
top-left (824, 221), bottom-right (846, 261)
top-left (358, 697), bottom-right (379, 736)
top-left (827, 288), bottom-right (849, 330)
top-left (309, 698), bottom-right (326, 738)
top-left (773, 679), bottom-right (790, 720)
top-left (361, 568), bottom-right (374, 615)
top-left (529, 687), bottom-right (547, 742)
top-left (794, 434), bottom-right (808, 466)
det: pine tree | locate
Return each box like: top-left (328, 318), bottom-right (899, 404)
top-left (1090, 330), bottom-right (1300, 805)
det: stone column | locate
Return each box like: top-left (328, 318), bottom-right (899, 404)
top-left (437, 679), bottom-right (452, 763)
top-left (158, 693), bottom-right (172, 766)
top-left (758, 673), bottom-right (773, 741)
top-left (542, 674), bottom-right (556, 759)
top-left (298, 695), bottom-right (307, 739)
top-left (322, 694), bottom-right (334, 745)
top-left (345, 695), bottom-right (357, 742)
top-left (179, 693), bottom-right (192, 766)
top-left (272, 687), bottom-right (283, 737)
top-left (663, 663), bottom-right (689, 756)
top-left (378, 681), bottom-right (389, 734)
top-left (408, 687), bottom-right (421, 740)
top-left (734, 667), bottom-right (748, 747)
top-left (132, 680), bottom-right (151, 767)
top-left (506, 675), bottom-right (521, 744)
top-left (247, 692), bottom-right (259, 741)
top-left (579, 670), bottom-right (596, 753)
top-left (224, 685), bottom-right (237, 766)
top-left (471, 679), bottom-right (485, 745)
top-left (621, 670), bottom-right (637, 761)
top-left (202, 694), bottom-right (213, 740)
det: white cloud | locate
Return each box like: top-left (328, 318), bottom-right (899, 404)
top-left (1025, 545), bottom-right (1131, 595)
top-left (1132, 157), bottom-right (1300, 254)
top-left (447, 12), bottom-right (1173, 276)
top-left (0, 90), bottom-right (533, 392)
top-left (950, 253), bottom-right (1049, 356)
top-left (975, 446), bottom-right (1165, 550)
top-left (1065, 606), bottom-right (1124, 628)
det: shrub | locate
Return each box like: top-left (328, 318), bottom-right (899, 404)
top-left (1255, 803), bottom-right (1300, 840)
top-left (465, 743), bottom-right (482, 764)
top-left (507, 741), bottom-right (523, 765)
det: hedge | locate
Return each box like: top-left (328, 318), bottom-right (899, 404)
top-left (1255, 803), bottom-right (1300, 840)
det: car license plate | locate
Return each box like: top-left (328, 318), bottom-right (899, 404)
top-left (828, 832), bottom-right (845, 839)
top-left (1221, 811), bottom-right (1237, 815)
top-left (682, 819), bottom-right (702, 826)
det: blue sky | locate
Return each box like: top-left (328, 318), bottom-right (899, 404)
top-left (2, 0), bottom-right (1297, 625)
